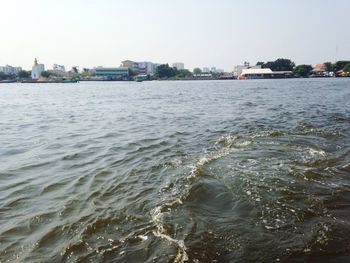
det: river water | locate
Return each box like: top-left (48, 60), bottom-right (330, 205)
top-left (1, 79), bottom-right (350, 263)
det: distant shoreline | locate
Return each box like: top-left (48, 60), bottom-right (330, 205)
top-left (2, 77), bottom-right (350, 84)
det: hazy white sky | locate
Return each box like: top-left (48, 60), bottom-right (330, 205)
top-left (1, 0), bottom-right (349, 71)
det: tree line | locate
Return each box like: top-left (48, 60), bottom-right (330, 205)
top-left (0, 70), bottom-right (31, 80)
top-left (2, 59), bottom-right (350, 81)
top-left (256, 58), bottom-right (350, 77)
top-left (155, 64), bottom-right (192, 79)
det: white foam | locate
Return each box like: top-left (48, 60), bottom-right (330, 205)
top-left (150, 205), bottom-right (189, 263)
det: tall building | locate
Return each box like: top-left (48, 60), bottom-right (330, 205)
top-left (172, 63), bottom-right (185, 70)
top-left (31, 59), bottom-right (45, 79)
top-left (0, 65), bottom-right (22, 75)
top-left (121, 60), bottom-right (159, 75)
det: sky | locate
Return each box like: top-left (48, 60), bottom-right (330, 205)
top-left (1, 0), bottom-right (349, 71)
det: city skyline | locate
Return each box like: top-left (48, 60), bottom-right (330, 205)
top-left (1, 0), bottom-right (349, 71)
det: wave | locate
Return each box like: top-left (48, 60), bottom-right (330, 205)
top-left (148, 127), bottom-right (345, 262)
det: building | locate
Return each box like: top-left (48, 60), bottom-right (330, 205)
top-left (31, 59), bottom-right (45, 79)
top-left (95, 67), bottom-right (129, 80)
top-left (121, 60), bottom-right (159, 75)
top-left (137, 62), bottom-right (155, 75)
top-left (312, 63), bottom-right (328, 77)
top-left (121, 60), bottom-right (138, 70)
top-left (234, 62), bottom-right (261, 78)
top-left (53, 64), bottom-right (66, 72)
top-left (241, 68), bottom-right (273, 79)
top-left (172, 63), bottom-right (185, 70)
top-left (193, 73), bottom-right (213, 79)
top-left (208, 67), bottom-right (225, 73)
top-left (219, 72), bottom-right (234, 79)
top-left (240, 68), bottom-right (293, 79)
top-left (0, 65), bottom-right (22, 75)
top-left (203, 67), bottom-right (210, 73)
top-left (49, 64), bottom-right (67, 77)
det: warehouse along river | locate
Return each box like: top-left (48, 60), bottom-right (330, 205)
top-left (1, 79), bottom-right (350, 262)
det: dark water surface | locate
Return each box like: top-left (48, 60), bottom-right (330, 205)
top-left (1, 79), bottom-right (350, 262)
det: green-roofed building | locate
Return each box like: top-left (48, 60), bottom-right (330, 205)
top-left (95, 67), bottom-right (129, 80)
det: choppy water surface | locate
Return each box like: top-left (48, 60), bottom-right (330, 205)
top-left (1, 79), bottom-right (350, 262)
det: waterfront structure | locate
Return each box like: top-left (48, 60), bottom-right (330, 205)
top-left (240, 68), bottom-right (293, 79)
top-left (0, 65), bottom-right (22, 75)
top-left (234, 62), bottom-right (261, 78)
top-left (241, 68), bottom-right (273, 79)
top-left (31, 59), bottom-right (45, 79)
top-left (219, 72), bottom-right (234, 79)
top-left (312, 63), bottom-right (328, 77)
top-left (95, 67), bottom-right (129, 80)
top-left (193, 73), bottom-right (213, 79)
top-left (172, 63), bottom-right (185, 70)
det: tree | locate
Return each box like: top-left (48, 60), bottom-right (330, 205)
top-left (261, 61), bottom-right (274, 69)
top-left (334, 61), bottom-right (350, 72)
top-left (18, 70), bottom-right (31, 79)
top-left (156, 64), bottom-right (178, 79)
top-left (0, 72), bottom-right (10, 80)
top-left (256, 62), bottom-right (264, 66)
top-left (128, 68), bottom-right (139, 77)
top-left (343, 63), bottom-right (350, 75)
top-left (262, 58), bottom-right (295, 71)
top-left (293, 65), bottom-right (313, 77)
top-left (176, 69), bottom-right (192, 78)
top-left (324, 62), bottom-right (334, 72)
top-left (71, 66), bottom-right (79, 74)
top-left (193, 68), bottom-right (202, 75)
top-left (40, 71), bottom-right (50, 78)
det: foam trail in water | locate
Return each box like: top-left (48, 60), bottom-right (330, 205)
top-left (150, 200), bottom-right (188, 263)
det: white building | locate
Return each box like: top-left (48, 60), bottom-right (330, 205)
top-left (240, 68), bottom-right (293, 79)
top-left (31, 59), bottom-right (45, 79)
top-left (137, 62), bottom-right (156, 75)
top-left (233, 63), bottom-right (261, 78)
top-left (172, 63), bottom-right (185, 70)
top-left (0, 65), bottom-right (22, 75)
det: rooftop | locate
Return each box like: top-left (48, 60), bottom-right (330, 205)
top-left (241, 68), bottom-right (273, 75)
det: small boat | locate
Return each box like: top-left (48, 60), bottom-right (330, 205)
top-left (63, 78), bottom-right (79, 83)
